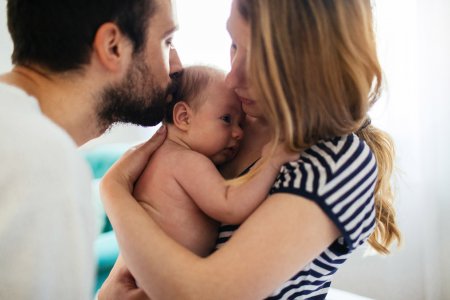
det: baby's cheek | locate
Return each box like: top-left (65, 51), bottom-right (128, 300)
top-left (210, 152), bottom-right (229, 166)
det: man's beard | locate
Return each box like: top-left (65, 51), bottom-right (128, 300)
top-left (97, 54), bottom-right (172, 130)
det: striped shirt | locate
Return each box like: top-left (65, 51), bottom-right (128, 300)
top-left (215, 134), bottom-right (377, 299)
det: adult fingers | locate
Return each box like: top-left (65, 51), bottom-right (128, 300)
top-left (104, 125), bottom-right (167, 190)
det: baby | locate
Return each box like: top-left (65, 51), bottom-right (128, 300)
top-left (133, 66), bottom-right (294, 256)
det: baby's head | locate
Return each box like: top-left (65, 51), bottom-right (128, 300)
top-left (165, 65), bottom-right (244, 165)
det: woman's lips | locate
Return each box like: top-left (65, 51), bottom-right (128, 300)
top-left (238, 96), bottom-right (254, 105)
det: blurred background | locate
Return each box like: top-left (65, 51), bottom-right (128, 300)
top-left (1, 0), bottom-right (449, 299)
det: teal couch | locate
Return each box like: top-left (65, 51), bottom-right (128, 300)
top-left (82, 143), bottom-right (131, 291)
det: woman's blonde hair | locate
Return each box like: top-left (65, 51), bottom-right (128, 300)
top-left (237, 0), bottom-right (401, 254)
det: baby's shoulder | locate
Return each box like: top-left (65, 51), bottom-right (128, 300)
top-left (155, 143), bottom-right (210, 166)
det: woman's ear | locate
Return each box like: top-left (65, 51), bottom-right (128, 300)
top-left (92, 22), bottom-right (131, 72)
top-left (173, 101), bottom-right (193, 131)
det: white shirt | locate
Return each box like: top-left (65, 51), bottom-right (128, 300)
top-left (0, 83), bottom-right (96, 299)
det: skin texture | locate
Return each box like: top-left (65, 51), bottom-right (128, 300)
top-left (133, 71), bottom-right (297, 257)
top-left (98, 1), bottom-right (341, 299)
top-left (133, 76), bottom-right (244, 257)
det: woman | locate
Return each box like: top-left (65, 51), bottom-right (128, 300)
top-left (99, 0), bottom-right (401, 299)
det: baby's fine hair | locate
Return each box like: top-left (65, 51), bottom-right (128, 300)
top-left (165, 65), bottom-right (226, 124)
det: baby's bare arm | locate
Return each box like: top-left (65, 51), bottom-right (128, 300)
top-left (174, 145), bottom-right (298, 224)
top-left (132, 149), bottom-right (219, 257)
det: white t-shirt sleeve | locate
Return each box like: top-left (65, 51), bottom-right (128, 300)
top-left (0, 88), bottom-right (96, 299)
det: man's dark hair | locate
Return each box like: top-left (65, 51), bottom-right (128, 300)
top-left (7, 0), bottom-right (156, 72)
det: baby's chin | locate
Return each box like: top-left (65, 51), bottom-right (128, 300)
top-left (211, 151), bottom-right (237, 167)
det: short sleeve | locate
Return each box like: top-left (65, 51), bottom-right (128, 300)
top-left (271, 134), bottom-right (377, 251)
top-left (0, 105), bottom-right (96, 299)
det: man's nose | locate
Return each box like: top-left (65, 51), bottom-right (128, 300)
top-left (169, 47), bottom-right (183, 79)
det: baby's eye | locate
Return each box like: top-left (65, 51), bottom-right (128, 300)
top-left (220, 115), bottom-right (232, 124)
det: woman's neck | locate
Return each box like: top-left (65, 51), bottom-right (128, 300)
top-left (220, 116), bottom-right (272, 179)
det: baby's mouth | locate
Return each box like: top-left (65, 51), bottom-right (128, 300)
top-left (224, 145), bottom-right (239, 159)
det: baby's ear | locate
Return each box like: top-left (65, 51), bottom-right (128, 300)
top-left (173, 101), bottom-right (192, 131)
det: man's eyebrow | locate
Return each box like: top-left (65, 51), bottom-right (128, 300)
top-left (163, 25), bottom-right (179, 37)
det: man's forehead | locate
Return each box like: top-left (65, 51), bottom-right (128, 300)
top-left (150, 0), bottom-right (178, 36)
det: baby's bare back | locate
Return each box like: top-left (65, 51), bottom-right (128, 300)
top-left (133, 141), bottom-right (219, 257)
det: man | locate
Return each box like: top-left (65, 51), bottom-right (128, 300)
top-left (0, 0), bottom-right (181, 298)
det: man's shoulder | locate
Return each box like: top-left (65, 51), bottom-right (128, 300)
top-left (0, 107), bottom-right (89, 194)
top-left (1, 88), bottom-right (74, 149)
top-left (1, 116), bottom-right (78, 164)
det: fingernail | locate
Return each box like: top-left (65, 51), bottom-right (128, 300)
top-left (156, 125), bottom-right (166, 134)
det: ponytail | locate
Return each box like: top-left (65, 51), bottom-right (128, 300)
top-left (356, 123), bottom-right (401, 254)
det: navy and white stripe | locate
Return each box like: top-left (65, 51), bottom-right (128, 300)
top-left (215, 134), bottom-right (377, 299)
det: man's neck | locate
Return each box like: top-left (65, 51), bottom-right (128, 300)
top-left (0, 65), bottom-right (104, 146)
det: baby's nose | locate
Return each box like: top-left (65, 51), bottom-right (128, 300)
top-left (233, 126), bottom-right (244, 140)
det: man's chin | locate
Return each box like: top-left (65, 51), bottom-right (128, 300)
top-left (126, 117), bottom-right (164, 127)
top-left (125, 105), bottom-right (166, 127)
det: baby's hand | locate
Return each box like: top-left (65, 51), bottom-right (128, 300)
top-left (261, 142), bottom-right (299, 169)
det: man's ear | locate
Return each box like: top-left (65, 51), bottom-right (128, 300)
top-left (92, 22), bottom-right (131, 72)
top-left (173, 101), bottom-right (193, 131)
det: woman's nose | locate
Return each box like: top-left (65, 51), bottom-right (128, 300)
top-left (225, 62), bottom-right (244, 90)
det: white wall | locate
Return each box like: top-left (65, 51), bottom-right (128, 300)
top-left (332, 1), bottom-right (450, 299)
top-left (1, 1), bottom-right (449, 299)
top-left (418, 0), bottom-right (450, 298)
